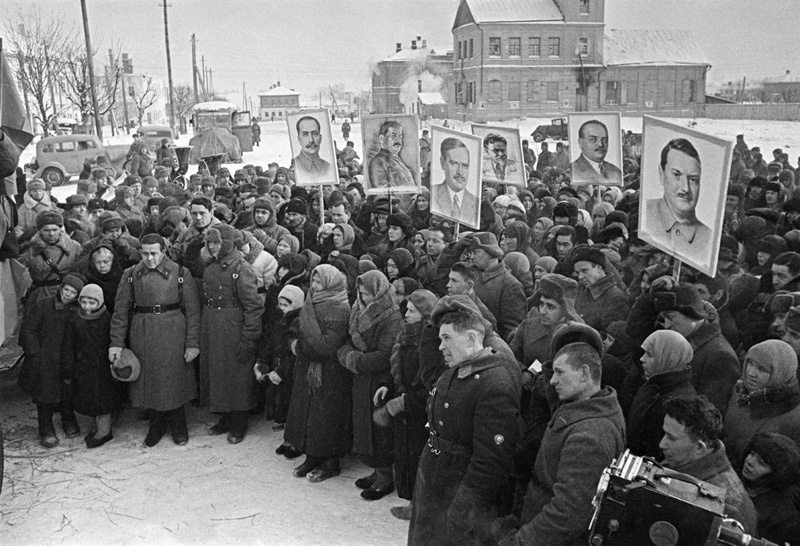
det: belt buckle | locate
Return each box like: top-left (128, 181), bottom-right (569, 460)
top-left (427, 436), bottom-right (441, 456)
top-left (152, 304), bottom-right (162, 314)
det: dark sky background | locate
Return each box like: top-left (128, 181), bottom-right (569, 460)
top-left (4, 0), bottom-right (798, 104)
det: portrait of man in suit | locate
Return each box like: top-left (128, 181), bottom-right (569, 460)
top-left (432, 137), bottom-right (480, 226)
top-left (292, 115), bottom-right (336, 185)
top-left (645, 138), bottom-right (712, 257)
top-left (570, 119), bottom-right (622, 186)
top-left (481, 133), bottom-right (518, 182)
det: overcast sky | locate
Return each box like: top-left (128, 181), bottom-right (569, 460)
top-left (3, 0), bottom-right (799, 105)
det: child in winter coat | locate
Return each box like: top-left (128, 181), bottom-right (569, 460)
top-left (18, 274), bottom-right (85, 448)
top-left (255, 285), bottom-right (304, 457)
top-left (62, 284), bottom-right (117, 448)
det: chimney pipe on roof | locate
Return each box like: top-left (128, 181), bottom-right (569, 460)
top-left (787, 70), bottom-right (791, 75)
top-left (411, 40), bottom-right (417, 50)
top-left (417, 36), bottom-right (422, 42)
top-left (396, 43), bottom-right (402, 53)
top-left (277, 81), bottom-right (280, 86)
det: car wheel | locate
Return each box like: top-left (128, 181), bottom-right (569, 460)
top-left (41, 167), bottom-right (65, 186)
top-left (532, 132), bottom-right (545, 143)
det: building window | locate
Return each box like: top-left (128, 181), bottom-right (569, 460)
top-left (457, 41), bottom-right (462, 60)
top-left (545, 81), bottom-right (559, 102)
top-left (580, 0), bottom-right (590, 14)
top-left (683, 79), bottom-right (698, 103)
top-left (488, 80), bottom-right (502, 103)
top-left (509, 82), bottom-right (521, 101)
top-left (529, 37), bottom-right (540, 57)
top-left (469, 39), bottom-right (474, 58)
top-left (548, 37), bottom-right (560, 57)
top-left (509, 37), bottom-right (521, 57)
top-left (626, 81), bottom-right (638, 104)
top-left (527, 80), bottom-right (537, 102)
top-left (645, 80), bottom-right (658, 105)
top-left (660, 80), bottom-right (676, 104)
top-left (470, 82), bottom-right (476, 103)
top-left (489, 37), bottom-right (501, 57)
top-left (578, 37), bottom-right (589, 56)
top-left (606, 81), bottom-right (620, 105)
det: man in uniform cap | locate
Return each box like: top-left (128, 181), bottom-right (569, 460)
top-left (408, 295), bottom-right (520, 545)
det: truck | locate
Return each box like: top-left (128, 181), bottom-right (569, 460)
top-left (531, 118), bottom-right (568, 143)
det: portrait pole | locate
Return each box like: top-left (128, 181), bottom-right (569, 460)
top-left (672, 259), bottom-right (682, 283)
top-left (319, 184), bottom-right (324, 222)
top-left (454, 220), bottom-right (461, 240)
top-left (596, 183), bottom-right (602, 206)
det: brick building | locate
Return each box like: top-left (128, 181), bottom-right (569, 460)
top-left (258, 83), bottom-right (301, 121)
top-left (450, 0), bottom-right (710, 121)
top-left (372, 38), bottom-right (453, 116)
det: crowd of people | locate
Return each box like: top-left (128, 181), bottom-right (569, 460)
top-left (3, 126), bottom-right (800, 545)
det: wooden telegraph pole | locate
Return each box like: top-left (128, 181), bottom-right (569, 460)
top-left (191, 34), bottom-right (199, 103)
top-left (161, 1), bottom-right (177, 133)
top-left (80, 0), bottom-right (103, 136)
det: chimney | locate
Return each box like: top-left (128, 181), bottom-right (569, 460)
top-left (411, 40), bottom-right (417, 50)
top-left (396, 42), bottom-right (402, 53)
top-left (277, 81), bottom-right (280, 86)
top-left (418, 80), bottom-right (422, 92)
top-left (417, 36), bottom-right (422, 42)
top-left (787, 70), bottom-right (792, 75)
top-left (422, 39), bottom-right (427, 49)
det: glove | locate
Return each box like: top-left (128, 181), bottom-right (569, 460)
top-left (454, 232), bottom-right (475, 252)
top-left (373, 386), bottom-right (389, 407)
top-left (268, 371), bottom-right (282, 385)
top-left (253, 363), bottom-right (267, 382)
top-left (650, 275), bottom-right (676, 294)
top-left (385, 395), bottom-right (405, 417)
top-left (108, 347), bottom-right (123, 363)
top-left (186, 236), bottom-right (204, 258)
top-left (236, 341), bottom-right (256, 363)
top-left (114, 237), bottom-right (130, 250)
top-left (373, 405), bottom-right (392, 428)
top-left (341, 352), bottom-right (360, 373)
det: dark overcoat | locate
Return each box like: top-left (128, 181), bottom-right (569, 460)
top-left (284, 295), bottom-right (353, 458)
top-left (408, 349), bottom-right (521, 546)
top-left (199, 250), bottom-right (263, 412)
top-left (111, 258), bottom-right (201, 411)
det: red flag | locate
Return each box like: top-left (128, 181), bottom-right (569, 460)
top-left (1, 39), bottom-right (34, 151)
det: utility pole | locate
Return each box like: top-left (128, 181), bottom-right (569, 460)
top-left (161, 1), bottom-right (177, 133)
top-left (242, 81), bottom-right (246, 111)
top-left (120, 54), bottom-right (131, 133)
top-left (209, 69), bottom-right (214, 96)
top-left (80, 0), bottom-right (102, 137)
top-left (191, 34), bottom-right (199, 103)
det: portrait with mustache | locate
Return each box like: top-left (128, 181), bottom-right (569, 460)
top-left (366, 119), bottom-right (417, 191)
top-left (291, 114), bottom-right (336, 185)
top-left (570, 119), bottom-right (622, 185)
top-left (431, 136), bottom-right (480, 226)
top-left (644, 137), bottom-right (713, 259)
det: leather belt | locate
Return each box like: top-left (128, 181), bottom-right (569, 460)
top-left (205, 299), bottom-right (239, 309)
top-left (133, 302), bottom-right (181, 314)
top-left (33, 278), bottom-right (62, 287)
top-left (428, 431), bottom-right (471, 457)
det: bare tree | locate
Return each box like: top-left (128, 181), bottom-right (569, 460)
top-left (173, 84), bottom-right (195, 133)
top-left (60, 42), bottom-right (123, 133)
top-left (4, 7), bottom-right (77, 135)
top-left (128, 75), bottom-right (159, 127)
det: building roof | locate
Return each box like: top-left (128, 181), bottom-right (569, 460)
top-left (192, 101), bottom-right (239, 113)
top-left (763, 71), bottom-right (800, 84)
top-left (604, 29), bottom-right (710, 67)
top-left (459, 0), bottom-right (563, 24)
top-left (417, 92), bottom-right (447, 105)
top-left (258, 86), bottom-right (301, 97)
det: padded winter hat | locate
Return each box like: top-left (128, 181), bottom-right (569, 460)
top-left (252, 198), bottom-right (272, 212)
top-left (605, 211), bottom-right (629, 228)
top-left (79, 283), bottom-right (105, 305)
top-left (407, 289), bottom-right (438, 319)
top-left (61, 273), bottom-right (86, 293)
top-left (653, 283), bottom-right (708, 320)
top-left (111, 348), bottom-right (141, 382)
top-left (466, 232), bottom-right (504, 260)
top-left (571, 245), bottom-right (606, 269)
top-left (205, 223), bottom-right (236, 256)
top-left (36, 209), bottom-right (63, 229)
top-left (65, 194), bottom-right (89, 208)
top-left (553, 201), bottom-right (578, 220)
top-left (430, 294), bottom-right (488, 333)
top-left (76, 179), bottom-right (97, 194)
top-left (746, 432), bottom-right (800, 486)
top-left (115, 186), bottom-right (134, 203)
top-left (87, 198), bottom-right (106, 212)
top-left (270, 184), bottom-right (291, 201)
top-left (124, 175), bottom-right (143, 187)
top-left (386, 212), bottom-right (416, 238)
top-left (234, 169), bottom-right (248, 181)
top-left (598, 224), bottom-right (627, 244)
top-left (26, 178), bottom-right (46, 191)
top-left (530, 274), bottom-right (579, 318)
top-left (255, 177), bottom-right (271, 195)
top-left (534, 256), bottom-right (558, 274)
top-left (278, 285), bottom-right (306, 312)
top-left (154, 166), bottom-right (170, 178)
top-left (766, 181), bottom-right (783, 193)
top-left (551, 321), bottom-right (604, 358)
top-left (100, 212), bottom-right (125, 231)
top-left (285, 198), bottom-right (307, 215)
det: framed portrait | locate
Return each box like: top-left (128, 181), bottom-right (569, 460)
top-left (638, 116), bottom-right (733, 277)
top-left (286, 108), bottom-right (338, 186)
top-left (470, 124), bottom-right (526, 187)
top-left (361, 114), bottom-right (421, 196)
top-left (429, 125), bottom-right (483, 230)
top-left (567, 112), bottom-right (623, 186)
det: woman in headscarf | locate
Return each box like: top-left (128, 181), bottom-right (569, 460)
top-left (590, 202), bottom-right (614, 241)
top-left (284, 265), bottom-right (353, 482)
top-left (331, 223), bottom-right (356, 256)
top-left (408, 189), bottom-right (432, 231)
top-left (532, 256), bottom-right (557, 295)
top-left (412, 229), bottom-right (430, 255)
top-left (375, 289), bottom-right (438, 520)
top-left (276, 233), bottom-right (300, 258)
top-left (385, 247), bottom-right (416, 282)
top-left (385, 212), bottom-right (418, 258)
top-left (337, 270), bottom-right (403, 500)
top-left (626, 330), bottom-right (696, 459)
top-left (500, 222), bottom-right (539, 266)
top-left (504, 252), bottom-right (535, 298)
top-left (724, 340), bottom-right (800, 470)
top-left (530, 217), bottom-right (554, 257)
top-left (740, 432), bottom-right (800, 544)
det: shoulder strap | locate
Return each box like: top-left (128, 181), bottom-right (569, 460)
top-left (38, 247), bottom-right (64, 280)
top-left (231, 261), bottom-right (242, 303)
top-left (127, 267), bottom-right (137, 308)
top-left (177, 265), bottom-right (185, 307)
